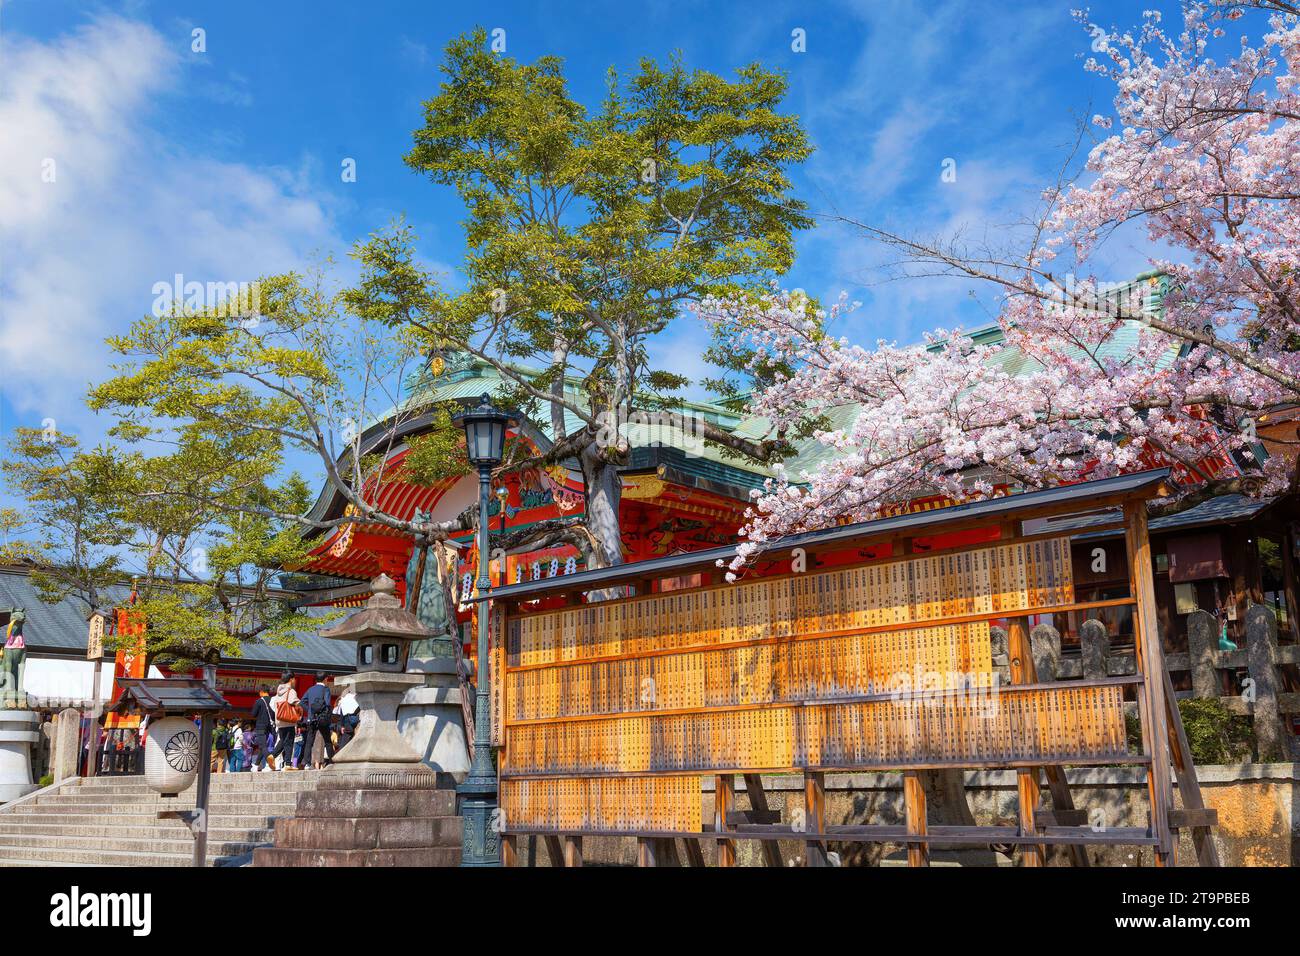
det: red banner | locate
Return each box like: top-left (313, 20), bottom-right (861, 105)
top-left (104, 603), bottom-right (146, 729)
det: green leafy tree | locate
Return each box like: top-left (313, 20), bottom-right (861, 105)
top-left (0, 428), bottom-right (128, 615)
top-left (356, 29), bottom-right (814, 568)
top-left (2, 423), bottom-right (324, 669)
top-left (92, 35), bottom-right (814, 577)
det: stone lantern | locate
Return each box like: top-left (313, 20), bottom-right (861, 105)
top-left (319, 574), bottom-right (436, 788)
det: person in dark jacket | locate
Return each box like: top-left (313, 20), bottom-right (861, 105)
top-left (298, 671), bottom-right (336, 768)
top-left (250, 688), bottom-right (275, 771)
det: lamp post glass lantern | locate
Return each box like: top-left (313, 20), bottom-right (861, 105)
top-left (453, 394), bottom-right (517, 866)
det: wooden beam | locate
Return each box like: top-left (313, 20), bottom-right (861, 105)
top-left (656, 837), bottom-right (682, 867)
top-left (637, 836), bottom-right (657, 867)
top-left (1168, 807), bottom-right (1219, 829)
top-left (563, 835), bottom-right (583, 868)
top-left (742, 773), bottom-right (785, 867)
top-left (1162, 666), bottom-right (1222, 867)
top-left (1017, 769), bottom-right (1045, 867)
top-left (544, 834), bottom-right (565, 867)
top-left (1124, 501), bottom-right (1175, 867)
top-left (1006, 615), bottom-right (1049, 866)
top-left (502, 834), bottom-right (519, 867)
top-left (804, 770), bottom-right (828, 867)
top-left (684, 839), bottom-right (707, 867)
top-left (715, 774), bottom-right (737, 867)
top-left (903, 771), bottom-right (929, 867)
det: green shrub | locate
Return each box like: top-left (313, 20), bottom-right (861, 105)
top-left (1177, 698), bottom-right (1254, 765)
top-left (38, 774), bottom-right (52, 787)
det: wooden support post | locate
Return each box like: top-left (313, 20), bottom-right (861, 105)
top-left (902, 771), bottom-right (928, 867)
top-left (742, 773), bottom-right (785, 867)
top-left (563, 835), bottom-right (583, 868)
top-left (543, 834), bottom-right (565, 867)
top-left (684, 839), bottom-right (707, 867)
top-left (804, 770), bottom-right (828, 867)
top-left (1124, 501), bottom-right (1175, 867)
top-left (1017, 770), bottom-right (1045, 868)
top-left (502, 834), bottom-right (519, 867)
top-left (1162, 666), bottom-right (1221, 867)
top-left (1283, 525), bottom-right (1300, 642)
top-left (1006, 615), bottom-right (1048, 865)
top-left (715, 774), bottom-right (737, 867)
top-left (656, 837), bottom-right (682, 867)
top-left (637, 836), bottom-right (658, 867)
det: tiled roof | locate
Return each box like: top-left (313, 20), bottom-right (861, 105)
top-left (0, 569), bottom-right (355, 671)
top-left (1037, 494), bottom-right (1277, 539)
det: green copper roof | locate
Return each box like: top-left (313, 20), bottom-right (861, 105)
top-left (364, 273), bottom-right (1177, 493)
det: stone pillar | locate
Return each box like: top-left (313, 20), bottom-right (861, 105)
top-left (1079, 619), bottom-right (1110, 680)
top-left (1245, 604), bottom-right (1288, 762)
top-left (38, 718), bottom-right (53, 780)
top-left (1186, 609), bottom-right (1219, 699)
top-left (52, 708), bottom-right (80, 782)
top-left (0, 710), bottom-right (40, 802)
top-left (1029, 624), bottom-right (1061, 682)
top-left (398, 657), bottom-right (470, 775)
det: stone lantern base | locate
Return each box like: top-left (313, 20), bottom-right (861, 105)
top-left (0, 710), bottom-right (40, 804)
top-left (397, 656), bottom-right (471, 774)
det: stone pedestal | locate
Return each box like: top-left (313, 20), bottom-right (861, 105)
top-left (252, 780), bottom-right (462, 867)
top-left (0, 710), bottom-right (40, 803)
top-left (253, 670), bottom-right (462, 867)
top-left (327, 670), bottom-right (437, 787)
top-left (52, 709), bottom-right (80, 783)
top-left (398, 656), bottom-right (470, 775)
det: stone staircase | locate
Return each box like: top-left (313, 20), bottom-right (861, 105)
top-left (0, 771), bottom-right (325, 866)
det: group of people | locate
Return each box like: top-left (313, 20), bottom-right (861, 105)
top-left (212, 671), bottom-right (360, 772)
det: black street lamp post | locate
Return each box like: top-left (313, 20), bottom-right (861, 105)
top-left (453, 394), bottom-right (517, 866)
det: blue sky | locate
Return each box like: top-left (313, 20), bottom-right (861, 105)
top-left (1, 0), bottom-right (1172, 462)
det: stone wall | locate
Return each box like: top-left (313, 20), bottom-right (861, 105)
top-left (510, 763), bottom-right (1300, 867)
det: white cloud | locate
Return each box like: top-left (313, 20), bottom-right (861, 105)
top-left (0, 15), bottom-right (340, 430)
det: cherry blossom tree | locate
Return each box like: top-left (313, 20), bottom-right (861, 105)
top-left (707, 1), bottom-right (1300, 570)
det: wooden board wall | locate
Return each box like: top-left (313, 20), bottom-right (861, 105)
top-left (497, 536), bottom-right (1137, 834)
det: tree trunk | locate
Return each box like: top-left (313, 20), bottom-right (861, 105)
top-left (918, 769), bottom-right (998, 866)
top-left (579, 443), bottom-right (624, 574)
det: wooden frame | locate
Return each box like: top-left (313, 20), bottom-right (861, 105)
top-left (490, 470), bottom-right (1218, 867)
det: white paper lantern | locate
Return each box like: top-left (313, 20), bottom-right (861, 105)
top-left (144, 716), bottom-right (201, 796)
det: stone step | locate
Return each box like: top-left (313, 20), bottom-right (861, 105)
top-left (78, 772), bottom-right (325, 792)
top-left (20, 793), bottom-right (306, 808)
top-left (0, 812), bottom-right (288, 829)
top-left (0, 858), bottom-right (101, 867)
top-left (294, 788), bottom-right (457, 818)
top-left (0, 822), bottom-right (275, 842)
top-left (253, 845), bottom-right (461, 867)
top-left (11, 802), bottom-right (301, 818)
top-left (0, 845), bottom-right (235, 866)
top-left (272, 815), bottom-right (461, 849)
top-left (0, 833), bottom-right (268, 857)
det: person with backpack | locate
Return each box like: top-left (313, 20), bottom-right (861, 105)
top-left (213, 719), bottom-right (231, 774)
top-left (250, 687), bottom-right (275, 771)
top-left (298, 672), bottom-right (336, 769)
top-left (269, 673), bottom-right (301, 771)
top-left (337, 686), bottom-right (360, 749)
top-left (228, 720), bottom-right (245, 772)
